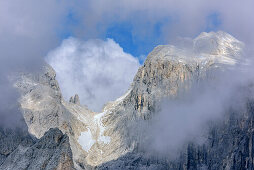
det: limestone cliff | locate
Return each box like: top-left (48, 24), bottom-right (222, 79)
top-left (125, 31), bottom-right (243, 119)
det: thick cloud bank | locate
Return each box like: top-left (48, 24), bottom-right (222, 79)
top-left (46, 38), bottom-right (140, 111)
top-left (73, 0), bottom-right (254, 49)
top-left (0, 0), bottom-right (69, 128)
top-left (134, 64), bottom-right (254, 158)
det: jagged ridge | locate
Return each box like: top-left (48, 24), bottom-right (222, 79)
top-left (12, 31), bottom-right (250, 170)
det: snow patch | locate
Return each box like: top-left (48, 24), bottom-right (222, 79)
top-left (77, 89), bottom-right (132, 152)
top-left (115, 89), bottom-right (131, 103)
top-left (78, 129), bottom-right (95, 152)
top-left (94, 110), bottom-right (111, 144)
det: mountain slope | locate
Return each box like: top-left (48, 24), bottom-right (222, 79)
top-left (13, 31), bottom-right (251, 169)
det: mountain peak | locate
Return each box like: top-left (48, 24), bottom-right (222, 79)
top-left (146, 31), bottom-right (244, 67)
top-left (194, 31), bottom-right (244, 58)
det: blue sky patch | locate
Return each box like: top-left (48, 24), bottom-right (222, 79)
top-left (58, 10), bottom-right (79, 39)
top-left (104, 18), bottom-right (170, 63)
top-left (58, 10), bottom-right (223, 64)
top-left (205, 13), bottom-right (222, 32)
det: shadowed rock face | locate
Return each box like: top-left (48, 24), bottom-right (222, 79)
top-left (0, 127), bottom-right (33, 166)
top-left (97, 152), bottom-right (169, 170)
top-left (11, 31), bottom-right (254, 169)
top-left (0, 128), bottom-right (74, 170)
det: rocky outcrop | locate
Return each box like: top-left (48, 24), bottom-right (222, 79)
top-left (0, 128), bottom-right (74, 170)
top-left (15, 64), bottom-right (89, 169)
top-left (69, 94), bottom-right (80, 105)
top-left (15, 65), bottom-right (64, 138)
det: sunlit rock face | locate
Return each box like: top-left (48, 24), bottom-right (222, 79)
top-left (124, 31), bottom-right (244, 119)
top-left (15, 65), bottom-right (64, 138)
top-left (14, 65), bottom-right (90, 168)
top-left (13, 31), bottom-right (247, 169)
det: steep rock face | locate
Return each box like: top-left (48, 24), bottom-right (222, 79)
top-left (124, 31), bottom-right (244, 119)
top-left (15, 65), bottom-right (64, 138)
top-left (15, 64), bottom-right (90, 169)
top-left (97, 31), bottom-right (245, 167)
top-left (127, 49), bottom-right (206, 119)
top-left (96, 32), bottom-right (251, 170)
top-left (0, 128), bottom-right (74, 170)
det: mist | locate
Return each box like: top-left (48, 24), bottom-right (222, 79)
top-left (0, 0), bottom-right (69, 128)
top-left (133, 57), bottom-right (254, 158)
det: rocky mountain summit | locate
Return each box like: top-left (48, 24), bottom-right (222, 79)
top-left (127, 31), bottom-right (244, 119)
top-left (2, 31), bottom-right (253, 169)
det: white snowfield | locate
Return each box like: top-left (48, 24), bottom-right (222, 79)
top-left (77, 89), bottom-right (131, 152)
top-left (78, 129), bottom-right (95, 152)
top-left (94, 110), bottom-right (111, 144)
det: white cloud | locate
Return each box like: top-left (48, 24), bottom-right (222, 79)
top-left (46, 38), bottom-right (140, 111)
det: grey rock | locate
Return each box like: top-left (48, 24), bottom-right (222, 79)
top-left (97, 152), bottom-right (169, 170)
top-left (0, 128), bottom-right (74, 170)
top-left (69, 96), bottom-right (74, 103)
top-left (0, 127), bottom-right (33, 166)
top-left (69, 94), bottom-right (80, 105)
